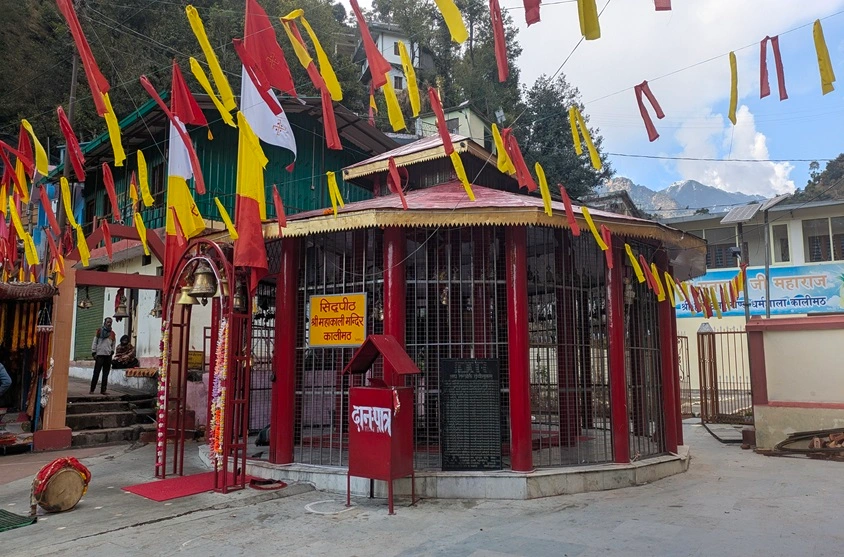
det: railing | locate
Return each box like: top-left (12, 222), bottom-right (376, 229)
top-left (677, 335), bottom-right (694, 418)
top-left (697, 329), bottom-right (752, 425)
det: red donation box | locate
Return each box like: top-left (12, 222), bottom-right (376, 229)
top-left (342, 335), bottom-right (420, 514)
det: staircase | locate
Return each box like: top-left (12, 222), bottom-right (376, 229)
top-left (67, 391), bottom-right (157, 447)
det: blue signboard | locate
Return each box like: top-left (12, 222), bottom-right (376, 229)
top-left (676, 262), bottom-right (844, 318)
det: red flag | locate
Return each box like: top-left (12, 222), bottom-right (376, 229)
top-left (760, 35), bottom-right (788, 101)
top-left (232, 38), bottom-right (283, 115)
top-left (45, 231), bottom-right (64, 275)
top-left (171, 60), bottom-right (207, 127)
top-left (427, 87), bottom-right (454, 154)
top-left (101, 220), bottom-right (113, 262)
top-left (654, 0), bottom-right (671, 10)
top-left (523, 0), bottom-right (541, 25)
top-left (38, 185), bottom-right (60, 236)
top-left (16, 125), bottom-right (34, 179)
top-left (639, 255), bottom-right (656, 292)
top-left (272, 185), bottom-right (287, 228)
top-left (634, 80), bottom-right (665, 142)
top-left (729, 280), bottom-right (737, 309)
top-left (500, 128), bottom-right (537, 191)
top-left (140, 75), bottom-right (206, 195)
top-left (387, 157), bottom-right (409, 210)
top-left (350, 0), bottom-right (391, 88)
top-left (490, 0), bottom-right (509, 82)
top-left (719, 283), bottom-right (728, 313)
top-left (56, 0), bottom-right (110, 116)
top-left (559, 184), bottom-right (581, 236)
top-left (245, 0), bottom-right (297, 97)
top-left (288, 21), bottom-right (326, 90)
top-left (0, 147), bottom-right (25, 198)
top-left (169, 207), bottom-right (187, 248)
top-left (57, 106), bottom-right (86, 182)
top-left (600, 225), bottom-right (613, 269)
top-left (102, 163), bottom-right (122, 223)
top-left (320, 88), bottom-right (342, 151)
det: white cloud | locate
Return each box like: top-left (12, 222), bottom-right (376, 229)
top-left (672, 105), bottom-right (795, 197)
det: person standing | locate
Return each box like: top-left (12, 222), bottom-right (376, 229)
top-left (91, 317), bottom-right (116, 395)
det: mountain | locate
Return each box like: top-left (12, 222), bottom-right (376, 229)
top-left (597, 177), bottom-right (682, 215)
top-left (664, 180), bottom-right (765, 212)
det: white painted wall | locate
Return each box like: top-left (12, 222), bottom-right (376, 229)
top-left (764, 329), bottom-right (844, 403)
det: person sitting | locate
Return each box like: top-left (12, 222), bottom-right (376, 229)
top-left (112, 335), bottom-right (139, 369)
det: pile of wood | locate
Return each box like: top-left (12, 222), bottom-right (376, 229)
top-left (808, 432), bottom-right (844, 449)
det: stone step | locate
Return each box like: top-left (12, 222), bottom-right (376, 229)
top-left (66, 400), bottom-right (132, 415)
top-left (66, 411), bottom-right (137, 430)
top-left (71, 424), bottom-right (156, 447)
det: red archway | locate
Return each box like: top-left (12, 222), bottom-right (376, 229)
top-left (155, 239), bottom-right (253, 493)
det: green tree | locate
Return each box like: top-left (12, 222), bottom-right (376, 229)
top-left (790, 154), bottom-right (844, 203)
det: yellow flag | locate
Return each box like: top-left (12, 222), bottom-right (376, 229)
top-left (397, 41), bottom-right (420, 117)
top-left (433, 0), bottom-right (469, 44)
top-left (189, 57), bottom-right (236, 128)
top-left (624, 243), bottom-right (645, 283)
top-left (101, 93), bottom-right (126, 167)
top-left (382, 76), bottom-right (406, 132)
top-left (534, 162), bottom-right (553, 216)
top-left (75, 224), bottom-right (90, 267)
top-left (55, 255), bottom-right (66, 286)
top-left (710, 286), bottom-right (722, 319)
top-left (280, 20), bottom-right (314, 69)
top-left (664, 272), bottom-right (678, 307)
top-left (0, 184), bottom-right (6, 215)
top-left (728, 52), bottom-right (738, 125)
top-left (581, 207), bottom-right (607, 250)
top-left (449, 152), bottom-right (475, 201)
top-left (326, 171), bottom-right (344, 218)
top-left (235, 111), bottom-right (269, 219)
top-left (186, 5), bottom-right (236, 111)
top-left (568, 107), bottom-right (602, 170)
top-left (736, 269), bottom-right (744, 293)
top-left (299, 16), bottom-right (342, 101)
top-left (137, 150), bottom-right (155, 207)
top-left (214, 197), bottom-right (239, 240)
top-left (577, 0), bottom-right (600, 40)
top-left (60, 177), bottom-right (78, 228)
top-left (166, 176), bottom-right (205, 239)
top-left (15, 157), bottom-right (29, 204)
top-left (650, 263), bottom-right (666, 302)
top-left (9, 200), bottom-right (38, 266)
top-left (813, 20), bottom-right (836, 95)
top-left (492, 124), bottom-right (515, 175)
top-left (21, 119), bottom-right (49, 178)
top-left (134, 213), bottom-right (150, 256)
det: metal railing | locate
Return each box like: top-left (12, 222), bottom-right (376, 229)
top-left (677, 335), bottom-right (695, 418)
top-left (697, 329), bottom-right (752, 425)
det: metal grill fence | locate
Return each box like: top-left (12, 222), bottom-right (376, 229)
top-left (249, 282), bottom-right (276, 434)
top-left (677, 335), bottom-right (695, 418)
top-left (698, 329), bottom-right (753, 425)
top-left (527, 227), bottom-right (613, 467)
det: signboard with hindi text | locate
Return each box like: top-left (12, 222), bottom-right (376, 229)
top-left (308, 293), bottom-right (367, 347)
top-left (676, 262), bottom-right (844, 318)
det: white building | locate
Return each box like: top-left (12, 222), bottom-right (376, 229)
top-left (352, 22), bottom-right (433, 92)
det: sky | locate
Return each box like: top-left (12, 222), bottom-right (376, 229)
top-left (346, 0), bottom-right (844, 197)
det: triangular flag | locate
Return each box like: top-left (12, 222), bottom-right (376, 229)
top-left (433, 0), bottom-right (469, 44)
top-left (581, 207), bottom-right (607, 250)
top-left (534, 162), bottom-right (552, 216)
top-left (61, 177), bottom-right (78, 228)
top-left (134, 213), bottom-right (150, 256)
top-left (137, 150), bottom-right (155, 207)
top-left (102, 163), bottom-right (122, 223)
top-left (272, 185), bottom-right (287, 229)
top-left (625, 244), bottom-right (645, 283)
top-left (75, 225), bottom-right (90, 267)
top-left (186, 5), bottom-right (236, 112)
top-left (397, 42), bottom-right (420, 117)
top-left (559, 185), bottom-right (581, 236)
top-left (214, 197), bottom-right (239, 240)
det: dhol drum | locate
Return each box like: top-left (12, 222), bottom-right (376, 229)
top-left (31, 457), bottom-right (92, 513)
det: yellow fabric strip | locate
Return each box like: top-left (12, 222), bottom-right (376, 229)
top-left (433, 0), bottom-right (469, 44)
top-left (679, 282), bottom-right (694, 312)
top-left (813, 20), bottom-right (836, 95)
top-left (0, 184), bottom-right (6, 215)
top-left (326, 171), bottom-right (345, 218)
top-left (710, 286), bottom-right (722, 319)
top-left (14, 160), bottom-right (28, 204)
top-left (728, 52), bottom-right (738, 125)
top-left (101, 93), bottom-right (126, 167)
top-left (235, 111), bottom-right (269, 220)
top-left (449, 152), bottom-right (476, 201)
top-left (492, 124), bottom-right (515, 175)
top-left (649, 263), bottom-right (666, 302)
top-left (736, 269), bottom-right (744, 293)
top-left (581, 207), bottom-right (607, 250)
top-left (280, 20), bottom-right (314, 69)
top-left (165, 176), bottom-right (205, 238)
top-left (55, 255), bottom-right (66, 286)
top-left (534, 162), bottom-right (553, 217)
top-left (663, 272), bottom-right (678, 307)
top-left (21, 119), bottom-right (49, 178)
top-left (137, 150), bottom-right (155, 207)
top-left (134, 213), bottom-right (150, 256)
top-left (9, 200), bottom-right (38, 266)
top-left (189, 58), bottom-right (236, 128)
top-left (75, 224), bottom-right (90, 267)
top-left (61, 177), bottom-right (78, 228)
top-left (398, 41), bottom-right (420, 117)
top-left (186, 5), bottom-right (236, 111)
top-left (577, 0), bottom-right (601, 40)
top-left (382, 76), bottom-right (406, 132)
top-left (214, 197), bottom-right (239, 240)
top-left (568, 106), bottom-right (602, 170)
top-left (299, 16), bottom-right (342, 101)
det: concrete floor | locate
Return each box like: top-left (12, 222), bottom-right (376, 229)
top-left (1, 420), bottom-right (843, 556)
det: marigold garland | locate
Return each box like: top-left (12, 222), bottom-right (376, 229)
top-left (208, 318), bottom-right (229, 464)
top-left (155, 321), bottom-right (169, 467)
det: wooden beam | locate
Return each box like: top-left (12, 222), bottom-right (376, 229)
top-left (75, 270), bottom-right (163, 290)
top-left (65, 222), bottom-right (165, 264)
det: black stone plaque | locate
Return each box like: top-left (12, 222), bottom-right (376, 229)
top-left (439, 358), bottom-right (502, 471)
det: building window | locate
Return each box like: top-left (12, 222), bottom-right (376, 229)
top-left (772, 224), bottom-right (790, 263)
top-left (803, 218), bottom-right (832, 262)
top-left (703, 227), bottom-right (739, 269)
top-left (393, 42), bottom-right (400, 56)
top-left (393, 75), bottom-right (403, 90)
top-left (445, 117), bottom-right (460, 134)
top-left (832, 217), bottom-right (844, 261)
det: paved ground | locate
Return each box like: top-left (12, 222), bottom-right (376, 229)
top-left (1, 421), bottom-right (842, 556)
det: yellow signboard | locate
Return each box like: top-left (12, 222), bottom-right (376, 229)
top-left (308, 293), bottom-right (367, 347)
top-left (187, 351), bottom-right (204, 370)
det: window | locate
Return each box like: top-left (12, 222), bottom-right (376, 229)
top-left (445, 117), bottom-right (460, 134)
top-left (703, 227), bottom-right (740, 269)
top-left (393, 42), bottom-right (400, 56)
top-left (832, 217), bottom-right (844, 261)
top-left (393, 75), bottom-right (403, 90)
top-left (803, 218), bottom-right (832, 262)
top-left (772, 224), bottom-right (790, 263)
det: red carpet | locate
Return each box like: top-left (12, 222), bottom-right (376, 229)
top-left (123, 472), bottom-right (253, 501)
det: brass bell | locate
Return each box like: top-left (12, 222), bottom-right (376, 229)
top-left (149, 292), bottom-right (163, 318)
top-left (189, 262), bottom-right (217, 300)
top-left (216, 276), bottom-right (230, 299)
top-left (114, 294), bottom-right (130, 321)
top-left (77, 287), bottom-right (94, 309)
top-left (177, 285), bottom-right (199, 305)
top-left (233, 281), bottom-right (248, 313)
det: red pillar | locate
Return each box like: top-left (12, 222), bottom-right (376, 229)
top-left (505, 226), bottom-right (532, 472)
top-left (656, 252), bottom-right (679, 454)
top-left (383, 227), bottom-right (406, 387)
top-left (607, 239), bottom-right (630, 464)
top-left (270, 238), bottom-right (299, 464)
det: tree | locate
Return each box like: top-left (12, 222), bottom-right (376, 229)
top-left (517, 74), bottom-right (612, 199)
top-left (790, 154), bottom-right (844, 203)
